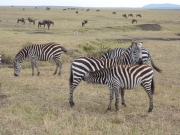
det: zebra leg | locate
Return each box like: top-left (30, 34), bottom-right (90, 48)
top-left (143, 84), bottom-right (153, 112)
top-left (31, 61), bottom-right (35, 76)
top-left (115, 88), bottom-right (120, 111)
top-left (33, 61), bottom-right (40, 75)
top-left (121, 89), bottom-right (127, 107)
top-left (107, 89), bottom-right (114, 110)
top-left (147, 91), bottom-right (153, 112)
top-left (69, 78), bottom-right (82, 107)
top-left (53, 59), bottom-right (62, 75)
top-left (58, 61), bottom-right (62, 75)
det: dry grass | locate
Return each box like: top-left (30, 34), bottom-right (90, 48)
top-left (0, 7), bottom-right (180, 135)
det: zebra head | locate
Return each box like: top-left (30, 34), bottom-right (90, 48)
top-left (13, 58), bottom-right (22, 76)
top-left (130, 41), bottom-right (143, 65)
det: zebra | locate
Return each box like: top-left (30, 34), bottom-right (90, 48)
top-left (84, 64), bottom-right (154, 112)
top-left (101, 43), bottom-right (162, 73)
top-left (13, 42), bottom-right (67, 76)
top-left (69, 41), bottom-right (143, 107)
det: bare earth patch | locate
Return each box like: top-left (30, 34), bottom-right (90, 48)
top-left (136, 24), bottom-right (162, 31)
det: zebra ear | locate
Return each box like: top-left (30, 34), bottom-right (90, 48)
top-left (138, 41), bottom-right (143, 47)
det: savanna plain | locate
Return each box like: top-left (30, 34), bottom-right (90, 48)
top-left (0, 7), bottom-right (180, 135)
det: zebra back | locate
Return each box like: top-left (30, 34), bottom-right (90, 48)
top-left (85, 64), bottom-right (154, 91)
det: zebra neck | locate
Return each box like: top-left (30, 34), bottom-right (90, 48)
top-left (16, 48), bottom-right (28, 63)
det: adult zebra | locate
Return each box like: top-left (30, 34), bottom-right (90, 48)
top-left (84, 64), bottom-right (154, 112)
top-left (69, 41), bottom-right (143, 107)
top-left (101, 44), bottom-right (162, 73)
top-left (13, 42), bottom-right (67, 76)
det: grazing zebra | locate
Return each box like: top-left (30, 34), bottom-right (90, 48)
top-left (69, 41), bottom-right (143, 107)
top-left (84, 64), bottom-right (154, 112)
top-left (13, 42), bottom-right (67, 76)
top-left (17, 18), bottom-right (25, 24)
top-left (101, 44), bottom-right (162, 73)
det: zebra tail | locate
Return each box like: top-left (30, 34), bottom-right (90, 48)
top-left (151, 77), bottom-right (155, 95)
top-left (69, 67), bottom-right (73, 87)
top-left (149, 53), bottom-right (162, 73)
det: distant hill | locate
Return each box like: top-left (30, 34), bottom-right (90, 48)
top-left (142, 3), bottom-right (180, 9)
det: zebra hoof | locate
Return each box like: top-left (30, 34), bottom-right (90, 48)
top-left (107, 107), bottom-right (111, 110)
top-left (37, 72), bottom-right (40, 76)
top-left (122, 103), bottom-right (127, 107)
top-left (148, 108), bottom-right (153, 113)
top-left (69, 101), bottom-right (75, 108)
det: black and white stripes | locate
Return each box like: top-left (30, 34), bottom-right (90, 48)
top-left (69, 41), bottom-right (143, 107)
top-left (13, 42), bottom-right (67, 76)
top-left (84, 64), bottom-right (155, 112)
top-left (101, 43), bottom-right (162, 73)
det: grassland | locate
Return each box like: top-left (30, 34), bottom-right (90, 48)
top-left (0, 6), bottom-right (180, 135)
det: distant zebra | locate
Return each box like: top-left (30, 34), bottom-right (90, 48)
top-left (69, 41), bottom-right (143, 107)
top-left (84, 64), bottom-right (154, 112)
top-left (101, 44), bottom-right (162, 73)
top-left (13, 42), bottom-right (67, 76)
top-left (17, 18), bottom-right (25, 24)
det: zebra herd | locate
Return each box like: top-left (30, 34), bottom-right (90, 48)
top-left (13, 41), bottom-right (162, 112)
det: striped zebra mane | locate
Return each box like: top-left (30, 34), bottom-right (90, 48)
top-left (15, 47), bottom-right (27, 58)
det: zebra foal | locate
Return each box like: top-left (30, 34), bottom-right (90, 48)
top-left (84, 64), bottom-right (155, 112)
top-left (69, 41), bottom-right (143, 107)
top-left (13, 42), bottom-right (67, 76)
